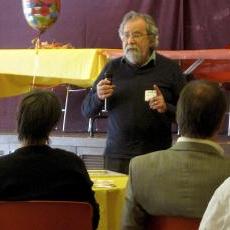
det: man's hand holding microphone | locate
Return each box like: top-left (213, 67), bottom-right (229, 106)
top-left (96, 72), bottom-right (115, 111)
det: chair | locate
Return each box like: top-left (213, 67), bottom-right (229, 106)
top-left (147, 216), bottom-right (200, 230)
top-left (62, 85), bottom-right (89, 132)
top-left (0, 201), bottom-right (93, 230)
top-left (52, 85), bottom-right (89, 132)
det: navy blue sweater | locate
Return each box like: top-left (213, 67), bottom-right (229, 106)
top-left (82, 53), bottom-right (186, 158)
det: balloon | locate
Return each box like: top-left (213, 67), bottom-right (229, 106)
top-left (22, 0), bottom-right (61, 33)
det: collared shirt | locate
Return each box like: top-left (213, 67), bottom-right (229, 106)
top-left (141, 50), bottom-right (156, 67)
top-left (177, 136), bottom-right (224, 156)
top-left (199, 177), bottom-right (230, 230)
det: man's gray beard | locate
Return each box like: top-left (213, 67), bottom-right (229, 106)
top-left (125, 49), bottom-right (142, 65)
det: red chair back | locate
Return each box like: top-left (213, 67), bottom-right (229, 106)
top-left (148, 216), bottom-right (200, 230)
top-left (0, 201), bottom-right (93, 230)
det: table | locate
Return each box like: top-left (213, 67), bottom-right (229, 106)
top-left (0, 49), bottom-right (109, 97)
top-left (1, 48), bottom-right (229, 98)
top-left (89, 170), bottom-right (128, 230)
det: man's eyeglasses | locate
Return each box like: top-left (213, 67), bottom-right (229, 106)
top-left (121, 32), bottom-right (153, 42)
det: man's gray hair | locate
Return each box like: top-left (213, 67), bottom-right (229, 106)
top-left (118, 11), bottom-right (159, 48)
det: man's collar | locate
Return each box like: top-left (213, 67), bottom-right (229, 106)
top-left (177, 136), bottom-right (224, 156)
top-left (141, 50), bottom-right (156, 67)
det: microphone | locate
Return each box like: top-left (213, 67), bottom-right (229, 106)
top-left (103, 71), bottom-right (113, 112)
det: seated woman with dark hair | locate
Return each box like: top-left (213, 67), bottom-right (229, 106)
top-left (0, 89), bottom-right (99, 229)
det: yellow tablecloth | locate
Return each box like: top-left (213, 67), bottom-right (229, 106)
top-left (1, 48), bottom-right (229, 98)
top-left (89, 170), bottom-right (128, 230)
top-left (0, 48), bottom-right (110, 97)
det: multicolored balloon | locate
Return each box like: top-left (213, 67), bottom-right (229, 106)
top-left (22, 0), bottom-right (61, 33)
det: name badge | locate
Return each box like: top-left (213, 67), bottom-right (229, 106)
top-left (145, 90), bottom-right (157, 101)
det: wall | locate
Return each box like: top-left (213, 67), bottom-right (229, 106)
top-left (1, 0), bottom-right (230, 49)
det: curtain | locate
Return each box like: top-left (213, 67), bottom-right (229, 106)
top-left (0, 0), bottom-right (230, 49)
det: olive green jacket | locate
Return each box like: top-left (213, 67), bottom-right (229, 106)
top-left (122, 141), bottom-right (230, 230)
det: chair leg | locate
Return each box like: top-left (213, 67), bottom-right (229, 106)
top-left (227, 90), bottom-right (230, 136)
top-left (62, 85), bottom-right (70, 132)
top-left (88, 118), bottom-right (92, 136)
top-left (88, 118), bottom-right (96, 137)
top-left (228, 112), bottom-right (230, 136)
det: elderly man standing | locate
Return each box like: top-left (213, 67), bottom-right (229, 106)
top-left (122, 80), bottom-right (230, 229)
top-left (82, 11), bottom-right (186, 174)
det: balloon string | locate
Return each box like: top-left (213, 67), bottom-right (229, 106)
top-left (31, 33), bottom-right (41, 90)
